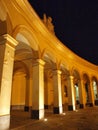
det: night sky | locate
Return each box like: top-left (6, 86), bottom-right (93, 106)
top-left (28, 0), bottom-right (98, 65)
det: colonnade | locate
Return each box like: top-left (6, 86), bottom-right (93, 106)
top-left (0, 34), bottom-right (98, 129)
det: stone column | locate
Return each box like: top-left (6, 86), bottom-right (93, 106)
top-left (0, 34), bottom-right (18, 128)
top-left (53, 70), bottom-right (63, 114)
top-left (68, 76), bottom-right (76, 111)
top-left (44, 78), bottom-right (50, 109)
top-left (24, 78), bottom-right (30, 111)
top-left (44, 70), bottom-right (53, 109)
top-left (79, 79), bottom-right (85, 108)
top-left (88, 80), bottom-right (94, 107)
top-left (31, 59), bottom-right (45, 119)
top-left (25, 66), bottom-right (33, 111)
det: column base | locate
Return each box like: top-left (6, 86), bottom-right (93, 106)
top-left (0, 115), bottom-right (10, 130)
top-left (86, 102), bottom-right (93, 107)
top-left (95, 100), bottom-right (98, 105)
top-left (68, 105), bottom-right (73, 111)
top-left (80, 104), bottom-right (84, 109)
top-left (89, 103), bottom-right (93, 107)
top-left (31, 109), bottom-right (44, 119)
top-left (44, 105), bottom-right (49, 109)
top-left (53, 106), bottom-right (62, 114)
top-left (24, 106), bottom-right (30, 111)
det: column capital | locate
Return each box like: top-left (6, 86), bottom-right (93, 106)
top-left (37, 59), bottom-right (45, 65)
top-left (53, 69), bottom-right (62, 75)
top-left (33, 59), bottom-right (45, 66)
top-left (69, 75), bottom-right (74, 80)
top-left (0, 34), bottom-right (18, 48)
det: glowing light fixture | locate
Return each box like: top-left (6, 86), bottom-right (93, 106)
top-left (44, 118), bottom-right (48, 121)
top-left (62, 112), bottom-right (66, 115)
top-left (75, 110), bottom-right (78, 112)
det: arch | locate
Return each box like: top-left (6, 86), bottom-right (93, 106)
top-left (13, 60), bottom-right (30, 78)
top-left (70, 67), bottom-right (81, 85)
top-left (82, 72), bottom-right (90, 84)
top-left (43, 49), bottom-right (57, 70)
top-left (71, 67), bottom-right (80, 78)
top-left (91, 76), bottom-right (98, 84)
top-left (12, 25), bottom-right (40, 111)
top-left (60, 61), bottom-right (69, 70)
top-left (12, 25), bottom-right (39, 51)
top-left (13, 27), bottom-right (40, 61)
top-left (91, 76), bottom-right (98, 103)
top-left (60, 64), bottom-right (70, 81)
top-left (42, 48), bottom-right (56, 63)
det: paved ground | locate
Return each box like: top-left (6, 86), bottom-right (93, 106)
top-left (10, 107), bottom-right (98, 130)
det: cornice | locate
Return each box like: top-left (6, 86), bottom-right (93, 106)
top-left (1, 0), bottom-right (98, 71)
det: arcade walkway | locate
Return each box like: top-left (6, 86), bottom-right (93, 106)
top-left (10, 107), bottom-right (98, 130)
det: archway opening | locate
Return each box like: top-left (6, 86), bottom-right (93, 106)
top-left (72, 69), bottom-right (80, 109)
top-left (85, 83), bottom-right (89, 104)
top-left (60, 66), bottom-right (69, 112)
top-left (10, 31), bottom-right (39, 120)
top-left (93, 81), bottom-right (97, 100)
top-left (11, 61), bottom-right (28, 110)
top-left (75, 84), bottom-right (79, 105)
top-left (83, 73), bottom-right (90, 106)
top-left (92, 77), bottom-right (98, 105)
top-left (43, 53), bottom-right (56, 114)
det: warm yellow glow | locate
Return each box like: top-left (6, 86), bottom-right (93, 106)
top-left (0, 0), bottom-right (98, 123)
top-left (44, 118), bottom-right (48, 121)
top-left (62, 112), bottom-right (66, 115)
top-left (39, 109), bottom-right (44, 119)
top-left (0, 115), bottom-right (10, 130)
top-left (72, 102), bottom-right (76, 111)
top-left (59, 106), bottom-right (63, 114)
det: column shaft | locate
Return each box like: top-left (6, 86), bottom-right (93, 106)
top-left (31, 59), bottom-right (45, 119)
top-left (53, 70), bottom-right (63, 114)
top-left (44, 79), bottom-right (51, 109)
top-left (25, 78), bottom-right (33, 111)
top-left (0, 34), bottom-right (17, 130)
top-left (0, 34), bottom-right (18, 116)
top-left (88, 81), bottom-right (94, 107)
top-left (68, 76), bottom-right (76, 111)
top-left (79, 79), bottom-right (85, 108)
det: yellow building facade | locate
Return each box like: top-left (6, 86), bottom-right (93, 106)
top-left (0, 0), bottom-right (98, 129)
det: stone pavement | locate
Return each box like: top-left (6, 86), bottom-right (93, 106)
top-left (10, 107), bottom-right (98, 130)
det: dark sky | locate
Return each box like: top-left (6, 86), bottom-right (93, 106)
top-left (28, 0), bottom-right (98, 65)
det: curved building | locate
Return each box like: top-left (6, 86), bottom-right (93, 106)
top-left (0, 0), bottom-right (98, 128)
